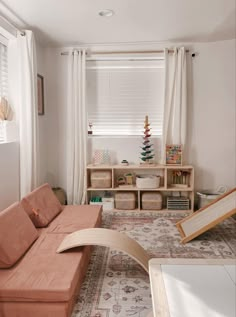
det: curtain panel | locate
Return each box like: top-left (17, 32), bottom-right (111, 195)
top-left (8, 30), bottom-right (39, 198)
top-left (161, 47), bottom-right (187, 163)
top-left (66, 50), bottom-right (87, 204)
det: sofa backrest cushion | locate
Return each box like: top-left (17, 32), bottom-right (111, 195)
top-left (0, 202), bottom-right (39, 268)
top-left (21, 183), bottom-right (63, 228)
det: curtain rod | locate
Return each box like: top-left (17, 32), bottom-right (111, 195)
top-left (0, 15), bottom-right (25, 36)
top-left (61, 49), bottom-right (190, 56)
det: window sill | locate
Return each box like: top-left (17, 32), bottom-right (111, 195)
top-left (0, 140), bottom-right (18, 145)
top-left (88, 135), bottom-right (161, 139)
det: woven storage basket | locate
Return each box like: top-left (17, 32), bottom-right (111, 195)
top-left (115, 192), bottom-right (136, 210)
top-left (52, 187), bottom-right (66, 205)
top-left (142, 192), bottom-right (162, 210)
top-left (90, 170), bottom-right (112, 188)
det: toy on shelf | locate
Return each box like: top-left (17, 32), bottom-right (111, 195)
top-left (121, 159), bottom-right (129, 166)
top-left (117, 173), bottom-right (134, 188)
top-left (140, 115), bottom-right (154, 165)
top-left (117, 176), bottom-right (126, 186)
top-left (124, 173), bottom-right (133, 185)
top-left (93, 149), bottom-right (111, 165)
top-left (166, 144), bottom-right (182, 165)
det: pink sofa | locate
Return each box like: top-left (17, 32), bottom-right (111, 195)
top-left (0, 184), bottom-right (102, 317)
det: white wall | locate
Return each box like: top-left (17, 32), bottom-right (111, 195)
top-left (42, 39), bottom-right (235, 195)
top-left (0, 142), bottom-right (19, 211)
top-left (186, 40), bottom-right (236, 190)
top-left (44, 48), bottom-right (68, 189)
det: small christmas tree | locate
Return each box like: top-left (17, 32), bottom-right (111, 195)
top-left (140, 115), bottom-right (154, 164)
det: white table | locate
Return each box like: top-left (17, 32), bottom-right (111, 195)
top-left (149, 258), bottom-right (236, 317)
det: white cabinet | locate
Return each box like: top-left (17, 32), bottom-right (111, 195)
top-left (86, 164), bottom-right (194, 212)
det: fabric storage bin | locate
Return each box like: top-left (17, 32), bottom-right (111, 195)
top-left (136, 175), bottom-right (160, 189)
top-left (90, 170), bottom-right (112, 188)
top-left (102, 197), bottom-right (114, 211)
top-left (115, 192), bottom-right (136, 210)
top-left (142, 192), bottom-right (162, 210)
top-left (197, 186), bottom-right (227, 209)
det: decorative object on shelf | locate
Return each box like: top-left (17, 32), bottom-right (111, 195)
top-left (166, 144), bottom-right (182, 165)
top-left (0, 97), bottom-right (12, 121)
top-left (121, 159), bottom-right (129, 166)
top-left (93, 149), bottom-right (111, 165)
top-left (88, 121), bottom-right (93, 135)
top-left (140, 115), bottom-right (154, 165)
top-left (117, 173), bottom-right (134, 188)
top-left (124, 173), bottom-right (133, 185)
top-left (0, 97), bottom-right (15, 142)
top-left (171, 170), bottom-right (190, 188)
top-left (37, 74), bottom-right (44, 115)
top-left (117, 175), bottom-right (126, 186)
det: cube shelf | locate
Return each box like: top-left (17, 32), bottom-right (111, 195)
top-left (86, 164), bottom-right (194, 212)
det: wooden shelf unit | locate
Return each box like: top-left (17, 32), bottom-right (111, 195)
top-left (86, 164), bottom-right (194, 212)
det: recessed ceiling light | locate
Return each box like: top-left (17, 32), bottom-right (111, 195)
top-left (98, 9), bottom-right (114, 17)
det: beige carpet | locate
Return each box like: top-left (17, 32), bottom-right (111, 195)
top-left (72, 211), bottom-right (236, 317)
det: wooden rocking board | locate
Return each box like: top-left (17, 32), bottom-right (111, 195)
top-left (176, 188), bottom-right (236, 244)
top-left (57, 228), bottom-right (151, 273)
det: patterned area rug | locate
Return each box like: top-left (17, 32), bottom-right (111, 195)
top-left (72, 211), bottom-right (236, 317)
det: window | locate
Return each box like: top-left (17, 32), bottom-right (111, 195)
top-left (87, 59), bottom-right (164, 136)
top-left (0, 41), bottom-right (8, 98)
top-left (0, 41), bottom-right (8, 142)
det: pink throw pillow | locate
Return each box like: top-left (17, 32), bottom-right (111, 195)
top-left (0, 202), bottom-right (38, 268)
top-left (21, 183), bottom-right (63, 227)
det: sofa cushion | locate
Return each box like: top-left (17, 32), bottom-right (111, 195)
top-left (0, 202), bottom-right (38, 268)
top-left (47, 205), bottom-right (102, 233)
top-left (0, 205), bottom-right (102, 302)
top-left (0, 232), bottom-right (87, 302)
top-left (21, 183), bottom-right (63, 227)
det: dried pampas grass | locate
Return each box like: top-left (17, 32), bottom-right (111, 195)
top-left (0, 97), bottom-right (12, 120)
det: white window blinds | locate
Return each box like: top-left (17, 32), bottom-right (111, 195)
top-left (0, 42), bottom-right (8, 98)
top-left (87, 60), bottom-right (164, 136)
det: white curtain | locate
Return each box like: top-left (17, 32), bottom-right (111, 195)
top-left (67, 50), bottom-right (87, 205)
top-left (8, 30), bottom-right (39, 198)
top-left (161, 47), bottom-right (187, 163)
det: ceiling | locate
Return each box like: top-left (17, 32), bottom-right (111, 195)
top-left (0, 0), bottom-right (235, 46)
